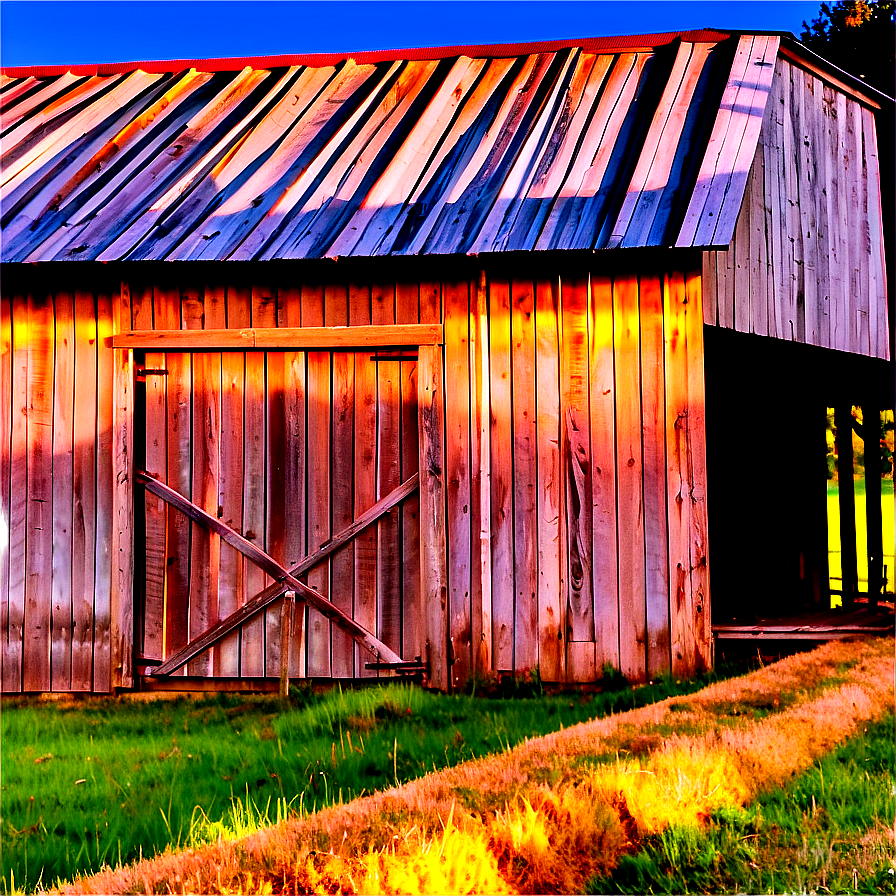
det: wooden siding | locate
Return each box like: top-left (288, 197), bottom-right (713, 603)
top-left (2, 258), bottom-right (711, 691)
top-left (446, 260), bottom-right (711, 681)
top-left (1, 274), bottom-right (120, 692)
top-left (130, 274), bottom-right (431, 681)
top-left (703, 57), bottom-right (890, 361)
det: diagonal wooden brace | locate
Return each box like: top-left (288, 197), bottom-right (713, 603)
top-left (139, 471), bottom-right (418, 675)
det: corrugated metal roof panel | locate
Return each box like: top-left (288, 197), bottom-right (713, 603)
top-left (1, 33), bottom-right (781, 261)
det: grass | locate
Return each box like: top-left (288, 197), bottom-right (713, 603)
top-left (586, 713), bottom-right (895, 894)
top-left (1, 668), bottom-right (728, 893)
top-left (49, 636), bottom-right (894, 896)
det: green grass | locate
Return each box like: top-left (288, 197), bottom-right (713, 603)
top-left (827, 479), bottom-right (895, 596)
top-left (0, 670), bottom-right (729, 893)
top-left (585, 712), bottom-right (896, 895)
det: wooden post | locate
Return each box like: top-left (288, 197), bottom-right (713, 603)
top-left (834, 404), bottom-right (858, 608)
top-left (279, 592), bottom-right (295, 701)
top-left (418, 343), bottom-right (448, 690)
top-left (863, 404), bottom-right (882, 607)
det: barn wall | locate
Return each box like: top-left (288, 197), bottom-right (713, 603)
top-left (703, 57), bottom-right (890, 360)
top-left (2, 256), bottom-right (711, 692)
top-left (130, 268), bottom-right (439, 683)
top-left (1, 268), bottom-right (123, 693)
top-left (455, 258), bottom-right (711, 684)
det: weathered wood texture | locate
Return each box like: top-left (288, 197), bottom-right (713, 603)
top-left (2, 276), bottom-right (117, 692)
top-left (3, 259), bottom-right (711, 691)
top-left (125, 273), bottom-right (433, 681)
top-left (445, 262), bottom-right (710, 683)
top-left (704, 57), bottom-right (889, 361)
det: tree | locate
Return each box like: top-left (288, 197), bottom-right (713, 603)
top-left (800, 1), bottom-right (895, 96)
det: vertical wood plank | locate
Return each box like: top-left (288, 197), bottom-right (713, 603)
top-left (279, 592), bottom-right (295, 699)
top-left (701, 253), bottom-right (717, 328)
top-left (350, 282), bottom-right (377, 677)
top-left (51, 289), bottom-right (74, 691)
top-left (373, 282), bottom-right (401, 665)
top-left (217, 282), bottom-right (248, 676)
top-left (418, 343), bottom-right (448, 690)
top-left (141, 282), bottom-right (166, 664)
top-left (795, 73), bottom-right (817, 346)
top-left (561, 276), bottom-right (594, 643)
top-left (280, 284), bottom-right (306, 677)
top-left (24, 289), bottom-right (53, 691)
top-left (240, 285), bottom-right (267, 677)
top-left (782, 62), bottom-right (804, 343)
top-left (809, 74), bottom-right (832, 349)
top-left (844, 98), bottom-right (864, 354)
top-left (614, 273), bottom-right (646, 681)
top-left (4, 292), bottom-right (26, 692)
top-left (767, 72), bottom-right (787, 340)
top-left (470, 273), bottom-right (493, 680)
top-left (0, 293), bottom-right (13, 691)
top-left (685, 269), bottom-right (710, 672)
top-left (183, 285), bottom-right (217, 677)
top-left (665, 271), bottom-right (692, 675)
top-left (488, 277), bottom-right (514, 670)
top-left (567, 640), bottom-right (596, 682)
top-left (257, 283), bottom-right (283, 676)
top-left (304, 283), bottom-right (332, 677)
top-left (158, 283), bottom-right (190, 674)
top-left (111, 281), bottom-right (134, 688)
top-left (716, 238), bottom-right (735, 331)
top-left (511, 279), bottom-right (538, 673)
top-left (829, 89), bottom-right (848, 351)
top-left (640, 272), bottom-right (671, 678)
top-left (396, 282), bottom-right (422, 668)
top-left (264, 330), bottom-right (288, 678)
top-left (665, 269), bottom-right (711, 675)
top-left (200, 285), bottom-right (226, 675)
top-left (749, 146), bottom-right (770, 340)
top-left (444, 279), bottom-right (472, 687)
top-left (589, 273), bottom-right (619, 673)
top-left (93, 287), bottom-right (115, 692)
top-left (329, 283), bottom-right (355, 678)
top-left (732, 186), bottom-right (752, 334)
top-left (862, 107), bottom-right (888, 360)
top-left (71, 290), bottom-right (97, 691)
top-left (535, 277), bottom-right (563, 682)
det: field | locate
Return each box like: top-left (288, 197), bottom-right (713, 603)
top-left (1, 669), bottom-right (723, 893)
top-left (827, 479), bottom-right (895, 597)
top-left (3, 637), bottom-right (891, 895)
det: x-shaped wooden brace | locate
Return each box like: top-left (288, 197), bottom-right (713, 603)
top-left (139, 471), bottom-right (418, 675)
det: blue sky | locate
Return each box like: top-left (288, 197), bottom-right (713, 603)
top-left (1, 1), bottom-right (823, 67)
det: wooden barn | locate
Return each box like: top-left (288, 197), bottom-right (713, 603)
top-left (1, 29), bottom-right (892, 694)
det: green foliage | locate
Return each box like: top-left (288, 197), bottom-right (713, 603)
top-left (801, 1), bottom-right (895, 95)
top-left (586, 713), bottom-right (896, 894)
top-left (0, 672), bottom-right (726, 893)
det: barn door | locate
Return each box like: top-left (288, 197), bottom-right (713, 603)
top-left (135, 346), bottom-right (425, 679)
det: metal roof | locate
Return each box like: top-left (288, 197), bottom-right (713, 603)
top-left (0, 32), bottom-right (781, 262)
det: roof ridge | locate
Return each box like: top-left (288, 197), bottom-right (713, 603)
top-left (0, 29), bottom-right (733, 77)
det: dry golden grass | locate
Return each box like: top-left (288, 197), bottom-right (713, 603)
top-left (56, 637), bottom-right (893, 896)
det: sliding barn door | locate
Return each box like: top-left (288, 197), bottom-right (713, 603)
top-left (137, 347), bottom-right (422, 678)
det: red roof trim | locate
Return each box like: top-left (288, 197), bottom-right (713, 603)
top-left (1, 29), bottom-right (732, 77)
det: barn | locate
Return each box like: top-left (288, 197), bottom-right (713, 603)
top-left (1, 29), bottom-right (892, 694)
